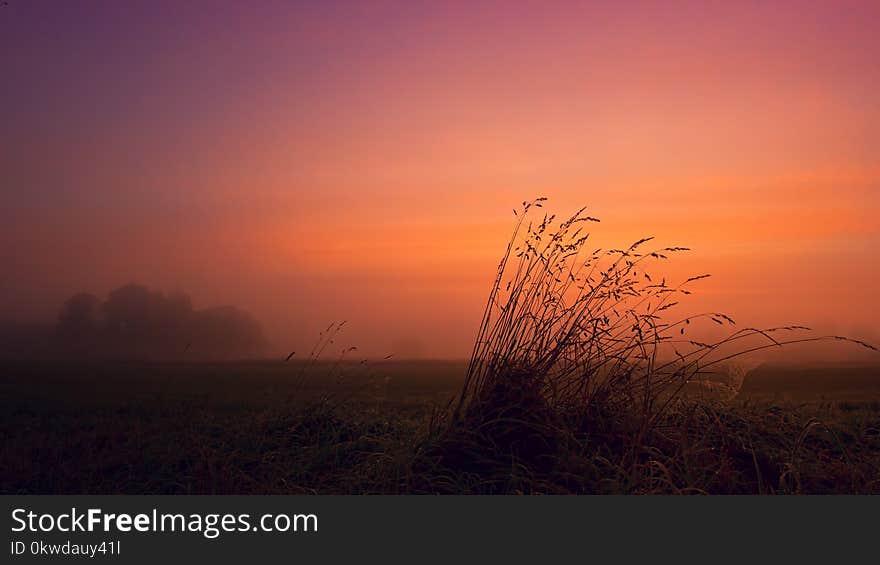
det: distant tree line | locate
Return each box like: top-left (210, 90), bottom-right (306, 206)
top-left (53, 283), bottom-right (267, 360)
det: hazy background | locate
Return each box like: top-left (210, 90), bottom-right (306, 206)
top-left (2, 1), bottom-right (878, 359)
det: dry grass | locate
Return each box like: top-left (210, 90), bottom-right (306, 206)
top-left (457, 198), bottom-right (874, 418)
top-left (421, 198), bottom-right (879, 493)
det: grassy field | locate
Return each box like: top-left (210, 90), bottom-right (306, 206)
top-left (5, 201), bottom-right (878, 494)
top-left (0, 359), bottom-right (461, 494)
top-left (2, 359), bottom-right (879, 494)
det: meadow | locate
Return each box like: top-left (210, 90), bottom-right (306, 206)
top-left (4, 200), bottom-right (879, 495)
top-left (2, 359), bottom-right (879, 494)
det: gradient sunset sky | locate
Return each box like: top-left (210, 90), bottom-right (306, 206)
top-left (2, 1), bottom-right (878, 357)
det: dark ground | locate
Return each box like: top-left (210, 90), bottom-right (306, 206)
top-left (2, 359), bottom-right (879, 494)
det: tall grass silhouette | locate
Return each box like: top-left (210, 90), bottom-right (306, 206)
top-left (427, 198), bottom-right (879, 492)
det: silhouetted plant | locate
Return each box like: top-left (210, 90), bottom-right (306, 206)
top-left (454, 198), bottom-right (876, 429)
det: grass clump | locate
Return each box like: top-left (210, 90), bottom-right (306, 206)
top-left (421, 198), bottom-right (878, 493)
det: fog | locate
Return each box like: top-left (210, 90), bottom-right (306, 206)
top-left (0, 283), bottom-right (266, 361)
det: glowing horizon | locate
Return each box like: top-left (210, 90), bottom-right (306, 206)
top-left (2, 1), bottom-right (878, 358)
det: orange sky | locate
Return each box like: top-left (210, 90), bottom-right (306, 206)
top-left (2, 1), bottom-right (879, 357)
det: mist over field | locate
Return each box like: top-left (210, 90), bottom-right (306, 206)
top-left (0, 283), bottom-right (266, 361)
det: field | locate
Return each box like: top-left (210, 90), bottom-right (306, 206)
top-left (2, 359), bottom-right (879, 494)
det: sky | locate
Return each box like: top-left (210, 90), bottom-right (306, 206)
top-left (1, 1), bottom-right (879, 358)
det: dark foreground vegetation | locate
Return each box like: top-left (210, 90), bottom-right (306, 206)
top-left (3, 200), bottom-right (878, 494)
top-left (1, 359), bottom-right (879, 494)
